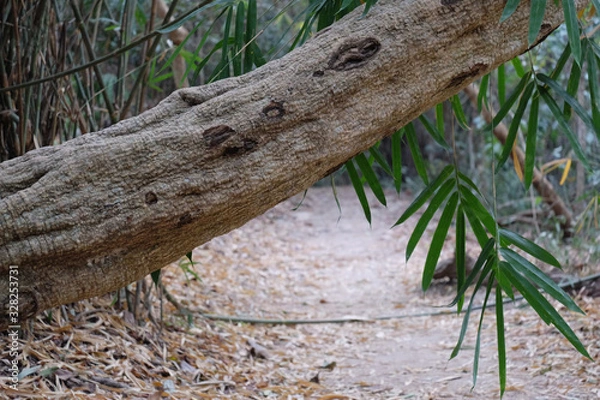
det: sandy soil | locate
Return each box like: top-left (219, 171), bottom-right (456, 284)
top-left (171, 186), bottom-right (599, 399)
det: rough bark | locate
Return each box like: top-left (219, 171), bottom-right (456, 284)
top-left (0, 0), bottom-right (588, 329)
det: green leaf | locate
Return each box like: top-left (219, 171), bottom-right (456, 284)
top-left (537, 73), bottom-right (600, 138)
top-left (588, 49), bottom-right (600, 140)
top-left (537, 86), bottom-right (591, 170)
top-left (451, 95), bottom-right (470, 129)
top-left (151, 268), bottom-right (161, 285)
top-left (497, 261), bottom-right (515, 299)
top-left (473, 276), bottom-right (495, 388)
top-left (391, 129), bottom-right (403, 193)
top-left (362, 0), bottom-right (378, 16)
top-left (563, 58), bottom-right (582, 118)
top-left (394, 165), bottom-right (454, 226)
top-left (450, 257), bottom-right (495, 359)
top-left (244, 0), bottom-right (257, 73)
top-left (495, 287), bottom-right (507, 397)
top-left (500, 0), bottom-right (522, 22)
top-left (330, 175), bottom-right (343, 222)
top-left (593, 0), bottom-right (600, 17)
top-left (499, 228), bottom-right (561, 268)
top-left (418, 114), bottom-right (449, 149)
top-left (232, 1), bottom-right (246, 77)
top-left (346, 160), bottom-right (371, 225)
top-left (502, 263), bottom-right (592, 359)
top-left (562, 0), bottom-right (582, 65)
top-left (406, 122), bottom-right (429, 184)
top-left (498, 64), bottom-right (506, 105)
top-left (478, 74), bottom-right (489, 112)
top-left (455, 206), bottom-right (466, 312)
top-left (218, 7), bottom-right (234, 80)
top-left (457, 171), bottom-right (483, 195)
top-left (500, 248), bottom-right (583, 314)
top-left (528, 0), bottom-right (547, 46)
top-left (406, 179), bottom-right (455, 261)
top-left (422, 192), bottom-right (459, 291)
top-left (524, 91), bottom-right (540, 189)
top-left (511, 56), bottom-right (526, 78)
top-left (550, 43), bottom-right (572, 80)
top-left (435, 103), bottom-right (445, 139)
top-left (449, 238), bottom-right (495, 306)
top-left (463, 206), bottom-right (491, 247)
top-left (493, 71), bottom-right (532, 127)
top-left (497, 81), bottom-right (535, 170)
top-left (459, 185), bottom-right (497, 236)
top-left (369, 146), bottom-right (393, 177)
top-left (355, 153), bottom-right (386, 206)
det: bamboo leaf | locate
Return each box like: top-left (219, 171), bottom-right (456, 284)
top-left (537, 86), bottom-right (591, 170)
top-left (450, 257), bottom-right (495, 359)
top-left (151, 268), bottom-right (161, 285)
top-left (406, 179), bottom-right (455, 261)
top-left (528, 0), bottom-right (547, 46)
top-left (497, 261), bottom-right (515, 299)
top-left (497, 81), bottom-right (535, 170)
top-left (499, 228), bottom-right (561, 268)
top-left (422, 192), bottom-right (459, 291)
top-left (511, 56), bottom-right (526, 78)
top-left (459, 185), bottom-right (497, 236)
top-left (477, 74), bottom-right (489, 111)
top-left (495, 287), bottom-right (507, 397)
top-left (232, 1), bottom-right (245, 77)
top-left (418, 114), bottom-right (450, 149)
top-left (451, 95), bottom-right (470, 129)
top-left (500, 0), bottom-right (522, 22)
top-left (436, 103), bottom-right (445, 139)
top-left (588, 49), bottom-right (600, 140)
top-left (473, 276), bottom-right (495, 388)
top-left (562, 0), bottom-right (582, 65)
top-left (463, 206), bottom-right (491, 247)
top-left (369, 145), bottom-right (393, 177)
top-left (244, 0), bottom-right (257, 73)
top-left (559, 158), bottom-right (571, 185)
top-left (406, 122), bottom-right (429, 184)
top-left (392, 129), bottom-right (403, 193)
top-left (500, 248), bottom-right (584, 314)
top-left (550, 43), bottom-right (572, 80)
top-left (355, 152), bottom-right (387, 206)
top-left (492, 71), bottom-right (532, 126)
top-left (346, 160), bottom-right (371, 225)
top-left (524, 91), bottom-right (540, 189)
top-left (394, 165), bottom-right (454, 226)
top-left (498, 64), bottom-right (506, 105)
top-left (449, 238), bottom-right (495, 306)
top-left (455, 206), bottom-right (466, 312)
top-left (537, 73), bottom-right (600, 138)
top-left (563, 58), bottom-right (582, 118)
top-left (502, 263), bottom-right (592, 359)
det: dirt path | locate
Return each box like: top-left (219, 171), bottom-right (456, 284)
top-left (172, 186), bottom-right (599, 399)
top-left (1, 186), bottom-right (598, 399)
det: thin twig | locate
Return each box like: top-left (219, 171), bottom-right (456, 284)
top-left (183, 273), bottom-right (600, 325)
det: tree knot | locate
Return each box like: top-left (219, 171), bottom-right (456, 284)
top-left (328, 37), bottom-right (381, 71)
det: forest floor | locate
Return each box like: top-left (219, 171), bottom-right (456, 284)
top-left (1, 186), bottom-right (599, 399)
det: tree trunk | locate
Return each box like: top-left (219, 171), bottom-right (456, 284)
top-left (0, 0), bottom-right (587, 329)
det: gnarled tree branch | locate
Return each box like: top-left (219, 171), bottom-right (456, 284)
top-left (0, 0), bottom-right (588, 329)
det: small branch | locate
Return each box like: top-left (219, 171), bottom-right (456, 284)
top-left (188, 273), bottom-right (600, 325)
